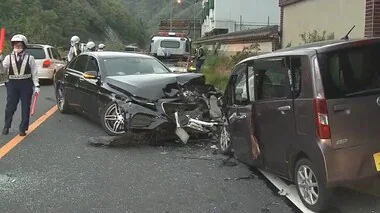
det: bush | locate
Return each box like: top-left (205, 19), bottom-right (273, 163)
top-left (200, 43), bottom-right (260, 91)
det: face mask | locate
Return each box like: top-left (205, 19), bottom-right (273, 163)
top-left (14, 48), bottom-right (22, 54)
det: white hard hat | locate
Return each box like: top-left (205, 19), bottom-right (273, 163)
top-left (98, 43), bottom-right (105, 49)
top-left (70, 35), bottom-right (80, 45)
top-left (86, 41), bottom-right (96, 50)
top-left (11, 34), bottom-right (28, 47)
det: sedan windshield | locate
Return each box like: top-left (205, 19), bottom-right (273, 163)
top-left (102, 57), bottom-right (171, 76)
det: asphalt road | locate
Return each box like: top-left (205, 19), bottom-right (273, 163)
top-left (0, 84), bottom-right (379, 213)
top-left (0, 84), bottom-right (297, 213)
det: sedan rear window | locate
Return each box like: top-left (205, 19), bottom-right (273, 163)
top-left (25, 48), bottom-right (46, 59)
top-left (102, 57), bottom-right (171, 76)
top-left (318, 43), bottom-right (380, 99)
top-left (160, 40), bottom-right (180, 49)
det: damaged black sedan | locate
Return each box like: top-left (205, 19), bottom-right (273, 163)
top-left (54, 51), bottom-right (222, 143)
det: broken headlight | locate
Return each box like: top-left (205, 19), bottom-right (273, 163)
top-left (130, 96), bottom-right (155, 106)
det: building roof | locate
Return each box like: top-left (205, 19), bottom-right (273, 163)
top-left (279, 0), bottom-right (305, 7)
top-left (194, 25), bottom-right (279, 44)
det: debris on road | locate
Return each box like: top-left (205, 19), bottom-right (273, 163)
top-left (261, 202), bottom-right (280, 213)
top-left (224, 174), bottom-right (256, 181)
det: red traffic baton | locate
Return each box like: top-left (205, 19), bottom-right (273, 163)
top-left (0, 28), bottom-right (5, 54)
top-left (30, 92), bottom-right (38, 116)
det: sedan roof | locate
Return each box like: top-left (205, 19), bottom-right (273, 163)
top-left (82, 51), bottom-right (152, 59)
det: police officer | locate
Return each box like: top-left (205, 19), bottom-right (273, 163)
top-left (67, 35), bottom-right (81, 62)
top-left (86, 41), bottom-right (96, 52)
top-left (98, 43), bottom-right (105, 51)
top-left (1, 34), bottom-right (39, 136)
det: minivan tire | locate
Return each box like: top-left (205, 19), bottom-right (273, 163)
top-left (294, 158), bottom-right (333, 212)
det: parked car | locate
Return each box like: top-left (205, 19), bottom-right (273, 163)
top-left (53, 51), bottom-right (220, 142)
top-left (217, 38), bottom-right (380, 212)
top-left (25, 44), bottom-right (65, 84)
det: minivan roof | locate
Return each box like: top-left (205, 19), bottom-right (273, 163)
top-left (239, 37), bottom-right (380, 65)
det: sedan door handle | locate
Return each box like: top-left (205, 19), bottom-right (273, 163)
top-left (333, 104), bottom-right (350, 112)
top-left (277, 106), bottom-right (291, 111)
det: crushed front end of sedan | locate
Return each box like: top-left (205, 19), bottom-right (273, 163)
top-left (109, 73), bottom-right (223, 144)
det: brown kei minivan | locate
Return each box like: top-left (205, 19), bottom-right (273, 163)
top-left (217, 38), bottom-right (380, 212)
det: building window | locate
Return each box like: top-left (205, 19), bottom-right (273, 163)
top-left (209, 0), bottom-right (214, 9)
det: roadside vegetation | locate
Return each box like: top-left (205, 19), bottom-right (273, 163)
top-left (200, 43), bottom-right (261, 91)
top-left (202, 29), bottom-right (335, 91)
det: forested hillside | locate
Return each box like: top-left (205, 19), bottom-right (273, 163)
top-left (0, 0), bottom-right (201, 53)
top-left (0, 0), bottom-right (148, 52)
top-left (123, 0), bottom-right (202, 35)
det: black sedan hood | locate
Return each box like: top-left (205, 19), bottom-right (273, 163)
top-left (106, 73), bottom-right (205, 100)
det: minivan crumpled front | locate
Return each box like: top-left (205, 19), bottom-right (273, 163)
top-left (108, 73), bottom-right (222, 143)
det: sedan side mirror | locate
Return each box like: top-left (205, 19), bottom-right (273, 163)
top-left (83, 71), bottom-right (98, 79)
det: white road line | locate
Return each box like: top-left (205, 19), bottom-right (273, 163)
top-left (0, 83), bottom-right (4, 87)
top-left (259, 169), bottom-right (316, 213)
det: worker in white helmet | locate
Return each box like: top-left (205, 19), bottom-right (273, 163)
top-left (98, 43), bottom-right (105, 51)
top-left (86, 41), bottom-right (96, 52)
top-left (67, 35), bottom-right (81, 62)
top-left (1, 34), bottom-right (39, 136)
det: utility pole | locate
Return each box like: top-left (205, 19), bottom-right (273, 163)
top-left (193, 0), bottom-right (196, 40)
top-left (170, 0), bottom-right (173, 31)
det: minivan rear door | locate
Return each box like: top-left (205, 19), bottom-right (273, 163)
top-left (317, 42), bottom-right (380, 149)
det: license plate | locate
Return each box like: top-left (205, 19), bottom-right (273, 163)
top-left (374, 153), bottom-right (380, 171)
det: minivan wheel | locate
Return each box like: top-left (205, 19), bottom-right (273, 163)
top-left (101, 102), bottom-right (126, 136)
top-left (218, 119), bottom-right (231, 155)
top-left (56, 84), bottom-right (71, 114)
top-left (295, 158), bottom-right (332, 212)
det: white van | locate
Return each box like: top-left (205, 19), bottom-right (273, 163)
top-left (149, 32), bottom-right (191, 72)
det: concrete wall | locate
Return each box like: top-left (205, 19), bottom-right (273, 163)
top-left (201, 0), bottom-right (280, 35)
top-left (282, 0), bottom-right (365, 48)
top-left (201, 41), bottom-right (273, 56)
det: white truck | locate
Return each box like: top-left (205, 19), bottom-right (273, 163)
top-left (149, 32), bottom-right (192, 72)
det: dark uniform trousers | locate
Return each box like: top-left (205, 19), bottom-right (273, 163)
top-left (4, 79), bottom-right (34, 132)
top-left (4, 52), bottom-right (34, 133)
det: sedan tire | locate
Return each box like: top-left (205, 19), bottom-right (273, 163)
top-left (101, 102), bottom-right (126, 136)
top-left (295, 158), bottom-right (333, 212)
top-left (55, 83), bottom-right (71, 114)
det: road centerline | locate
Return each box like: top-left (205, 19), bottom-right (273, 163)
top-left (0, 105), bottom-right (57, 159)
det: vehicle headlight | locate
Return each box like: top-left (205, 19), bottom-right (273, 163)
top-left (130, 96), bottom-right (155, 106)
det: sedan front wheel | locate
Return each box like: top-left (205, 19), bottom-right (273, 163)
top-left (101, 102), bottom-right (126, 136)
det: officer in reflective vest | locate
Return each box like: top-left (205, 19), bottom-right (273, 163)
top-left (98, 43), bottom-right (105, 51)
top-left (1, 34), bottom-right (40, 136)
top-left (86, 41), bottom-right (96, 52)
top-left (67, 35), bottom-right (81, 62)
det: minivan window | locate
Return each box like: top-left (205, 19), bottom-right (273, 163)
top-left (25, 48), bottom-right (46, 59)
top-left (286, 56), bottom-right (302, 98)
top-left (255, 59), bottom-right (289, 100)
top-left (235, 70), bottom-right (248, 104)
top-left (160, 40), bottom-right (180, 49)
top-left (318, 44), bottom-right (380, 99)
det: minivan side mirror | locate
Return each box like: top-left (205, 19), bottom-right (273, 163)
top-left (83, 71), bottom-right (98, 79)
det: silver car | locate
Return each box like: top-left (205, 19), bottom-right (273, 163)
top-left (25, 44), bottom-right (65, 83)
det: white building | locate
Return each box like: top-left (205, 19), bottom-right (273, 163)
top-left (200, 0), bottom-right (280, 36)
